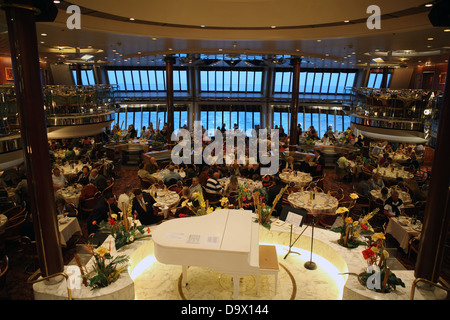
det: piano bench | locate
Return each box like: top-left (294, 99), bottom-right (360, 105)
top-left (257, 245), bottom-right (280, 295)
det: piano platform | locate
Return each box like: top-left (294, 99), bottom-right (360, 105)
top-left (152, 209), bottom-right (261, 299)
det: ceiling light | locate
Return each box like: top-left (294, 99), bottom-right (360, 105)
top-left (344, 20), bottom-right (349, 23)
top-left (53, 1), bottom-right (60, 3)
top-left (425, 3), bottom-right (433, 7)
top-left (444, 29), bottom-right (450, 32)
top-left (271, 26), bottom-right (276, 28)
top-left (137, 51), bottom-right (142, 55)
top-left (152, 37), bottom-right (157, 40)
top-left (200, 25), bottom-right (205, 28)
top-left (41, 33), bottom-right (47, 36)
top-left (129, 18), bottom-right (135, 21)
top-left (317, 39), bottom-right (322, 42)
top-left (427, 37), bottom-right (434, 40)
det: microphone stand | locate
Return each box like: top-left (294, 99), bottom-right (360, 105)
top-left (304, 215), bottom-right (317, 270)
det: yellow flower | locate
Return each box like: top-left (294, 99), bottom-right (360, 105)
top-left (352, 221), bottom-right (359, 227)
top-left (382, 250), bottom-right (389, 259)
top-left (336, 207), bottom-right (349, 214)
top-left (372, 233), bottom-right (386, 241)
top-left (349, 193), bottom-right (359, 200)
top-left (94, 246), bottom-right (109, 257)
top-left (345, 217), bottom-right (353, 224)
top-left (206, 207), bottom-right (214, 214)
top-left (371, 246), bottom-right (380, 254)
top-left (353, 231), bottom-right (361, 239)
top-left (181, 199), bottom-right (189, 207)
top-left (110, 214), bottom-right (118, 220)
top-left (192, 192), bottom-right (199, 198)
top-left (220, 197), bottom-right (229, 206)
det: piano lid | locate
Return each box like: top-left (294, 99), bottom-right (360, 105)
top-left (152, 209), bottom-right (255, 253)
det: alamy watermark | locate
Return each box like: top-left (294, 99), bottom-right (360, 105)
top-left (170, 121), bottom-right (280, 175)
top-left (367, 5), bottom-right (381, 30)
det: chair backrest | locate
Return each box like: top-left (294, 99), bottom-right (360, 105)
top-left (0, 255), bottom-right (8, 288)
top-left (5, 215), bottom-right (26, 240)
top-left (2, 206), bottom-right (25, 220)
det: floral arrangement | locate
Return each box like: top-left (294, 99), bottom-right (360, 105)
top-left (253, 185), bottom-right (287, 230)
top-left (180, 191), bottom-right (214, 216)
top-left (100, 198), bottom-right (151, 250)
top-left (357, 232), bottom-right (405, 293)
top-left (235, 183), bottom-right (252, 208)
top-left (331, 206), bottom-right (379, 248)
top-left (81, 243), bottom-right (129, 290)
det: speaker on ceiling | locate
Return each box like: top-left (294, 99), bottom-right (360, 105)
top-left (428, 0), bottom-right (450, 27)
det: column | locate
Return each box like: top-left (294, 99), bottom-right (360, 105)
top-left (75, 64), bottom-right (82, 86)
top-left (165, 55), bottom-right (176, 150)
top-left (414, 58), bottom-right (450, 283)
top-left (289, 57), bottom-right (301, 151)
top-left (380, 67), bottom-right (389, 89)
top-left (3, 0), bottom-right (63, 278)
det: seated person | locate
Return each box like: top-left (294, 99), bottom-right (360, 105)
top-left (89, 168), bottom-right (108, 192)
top-left (225, 175), bottom-right (239, 196)
top-left (117, 185), bottom-right (133, 213)
top-left (281, 156), bottom-right (296, 172)
top-left (251, 174), bottom-right (263, 190)
top-left (384, 191), bottom-right (405, 218)
top-left (370, 174), bottom-right (385, 190)
top-left (337, 155), bottom-right (350, 171)
top-left (131, 188), bottom-right (162, 225)
top-left (228, 162), bottom-right (242, 177)
top-left (80, 183), bottom-right (99, 201)
top-left (87, 191), bottom-right (121, 235)
top-left (162, 165), bottom-right (183, 186)
top-left (379, 153), bottom-right (389, 167)
top-left (77, 166), bottom-right (91, 186)
top-left (245, 163), bottom-right (260, 178)
top-left (52, 167), bottom-right (67, 190)
top-left (205, 170), bottom-right (223, 194)
top-left (138, 162), bottom-right (156, 184)
top-left (199, 166), bottom-right (210, 186)
top-left (189, 176), bottom-right (202, 196)
top-left (298, 155), bottom-right (311, 174)
top-left (356, 176), bottom-right (373, 198)
top-left (65, 147), bottom-right (76, 161)
top-left (379, 187), bottom-right (389, 205)
top-left (145, 157), bottom-right (159, 174)
top-left (55, 197), bottom-right (77, 217)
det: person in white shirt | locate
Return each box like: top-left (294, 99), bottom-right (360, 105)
top-left (52, 167), bottom-right (67, 190)
top-left (117, 185), bottom-right (133, 214)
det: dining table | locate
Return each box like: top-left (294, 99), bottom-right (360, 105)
top-left (218, 176), bottom-right (262, 193)
top-left (150, 169), bottom-right (186, 182)
top-left (58, 216), bottom-right (82, 247)
top-left (56, 184), bottom-right (83, 207)
top-left (144, 187), bottom-right (180, 209)
top-left (279, 171), bottom-right (313, 187)
top-left (370, 187), bottom-right (412, 206)
top-left (372, 166), bottom-right (414, 180)
top-left (287, 191), bottom-right (339, 215)
top-left (0, 214), bottom-right (7, 232)
top-left (385, 216), bottom-right (422, 252)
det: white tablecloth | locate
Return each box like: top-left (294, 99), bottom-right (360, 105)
top-left (58, 217), bottom-right (82, 247)
top-left (370, 187), bottom-right (412, 205)
top-left (218, 177), bottom-right (262, 192)
top-left (0, 214), bottom-right (7, 232)
top-left (144, 188), bottom-right (180, 208)
top-left (372, 167), bottom-right (414, 180)
top-left (386, 217), bottom-right (422, 251)
top-left (287, 191), bottom-right (339, 215)
top-left (151, 169), bottom-right (186, 182)
top-left (56, 184), bottom-right (83, 207)
top-left (279, 171), bottom-right (313, 187)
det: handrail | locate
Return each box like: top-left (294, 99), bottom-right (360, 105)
top-left (27, 269), bottom-right (72, 300)
top-left (410, 277), bottom-right (450, 300)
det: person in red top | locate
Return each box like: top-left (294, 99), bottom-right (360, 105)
top-left (199, 166), bottom-right (210, 187)
top-left (80, 183), bottom-right (99, 201)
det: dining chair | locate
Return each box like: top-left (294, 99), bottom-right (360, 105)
top-left (0, 255), bottom-right (9, 297)
top-left (4, 214), bottom-right (26, 243)
top-left (20, 236), bottom-right (39, 274)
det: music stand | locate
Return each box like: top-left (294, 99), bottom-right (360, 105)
top-left (279, 206), bottom-right (308, 260)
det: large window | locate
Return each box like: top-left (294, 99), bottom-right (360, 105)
top-left (366, 69), bottom-right (392, 88)
top-left (200, 105), bottom-right (261, 135)
top-left (71, 69), bottom-right (96, 85)
top-left (273, 69), bottom-right (357, 94)
top-left (107, 68), bottom-right (188, 92)
top-left (199, 69), bottom-right (263, 93)
top-left (112, 104), bottom-right (188, 136)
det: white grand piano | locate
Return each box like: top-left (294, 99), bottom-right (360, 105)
top-left (152, 209), bottom-right (261, 299)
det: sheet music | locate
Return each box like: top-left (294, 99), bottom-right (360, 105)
top-left (285, 211), bottom-right (303, 227)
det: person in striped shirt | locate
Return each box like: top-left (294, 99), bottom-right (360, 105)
top-left (205, 170), bottom-right (223, 195)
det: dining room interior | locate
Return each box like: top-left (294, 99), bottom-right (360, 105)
top-left (0, 0), bottom-right (449, 303)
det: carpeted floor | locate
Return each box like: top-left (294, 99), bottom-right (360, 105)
top-left (0, 166), bottom-right (426, 300)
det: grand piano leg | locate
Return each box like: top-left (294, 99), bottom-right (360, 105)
top-left (182, 265), bottom-right (188, 286)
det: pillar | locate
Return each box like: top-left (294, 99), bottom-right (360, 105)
top-left (289, 57), bottom-right (301, 151)
top-left (165, 55), bottom-right (176, 149)
top-left (380, 67), bottom-right (389, 89)
top-left (414, 58), bottom-right (450, 283)
top-left (3, 0), bottom-right (63, 278)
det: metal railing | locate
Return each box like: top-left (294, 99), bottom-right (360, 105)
top-left (410, 277), bottom-right (450, 300)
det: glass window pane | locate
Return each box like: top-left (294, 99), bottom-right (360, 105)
top-left (299, 72), bottom-right (307, 92)
top-left (281, 112), bottom-right (289, 133)
top-left (274, 72), bottom-right (283, 93)
top-left (231, 71), bottom-right (239, 91)
top-left (173, 71), bottom-right (180, 91)
top-left (72, 70), bottom-right (78, 85)
top-left (216, 71), bottom-right (224, 91)
top-left (312, 113), bottom-right (319, 133)
top-left (156, 71), bottom-right (166, 91)
top-left (200, 70), bottom-right (208, 91)
top-left (253, 112), bottom-right (260, 127)
top-left (246, 112), bottom-right (253, 130)
top-left (254, 72), bottom-right (262, 92)
top-left (337, 73), bottom-right (348, 94)
top-left (329, 73), bottom-right (339, 94)
top-left (238, 111), bottom-right (246, 131)
top-left (157, 112), bottom-right (165, 130)
top-left (118, 112), bottom-right (126, 130)
top-left (149, 111), bottom-right (157, 129)
top-left (282, 72), bottom-right (291, 93)
top-left (246, 71), bottom-right (255, 92)
top-left (135, 112), bottom-right (142, 137)
top-left (215, 111), bottom-right (222, 130)
top-left (223, 71), bottom-right (231, 92)
top-left (304, 111), bottom-right (311, 130)
top-left (231, 111), bottom-right (238, 129)
top-left (179, 70), bottom-right (188, 91)
top-left (239, 71), bottom-right (246, 91)
top-left (336, 113), bottom-right (343, 132)
top-left (116, 71), bottom-right (126, 91)
top-left (126, 111), bottom-right (134, 128)
top-left (344, 115), bottom-right (351, 131)
top-left (313, 72), bottom-right (323, 93)
top-left (321, 73), bottom-right (331, 93)
top-left (320, 113), bottom-right (327, 137)
top-left (273, 111), bottom-right (281, 129)
top-left (142, 111), bottom-right (149, 129)
top-left (81, 70), bottom-right (89, 86)
top-left (123, 70), bottom-right (134, 91)
top-left (201, 111), bottom-right (208, 130)
top-left (208, 70), bottom-right (216, 91)
top-left (180, 111), bottom-right (188, 128)
top-left (367, 73), bottom-right (376, 88)
top-left (386, 74), bottom-right (392, 88)
top-left (305, 72), bottom-right (314, 92)
top-left (147, 71), bottom-right (156, 91)
top-left (223, 111), bottom-right (230, 130)
top-left (87, 70), bottom-right (95, 85)
top-left (374, 74), bottom-right (383, 89)
top-left (132, 70), bottom-right (141, 91)
top-left (345, 73), bottom-right (356, 90)
top-left (107, 70), bottom-right (117, 86)
top-left (208, 111), bottom-right (215, 131)
top-left (140, 70), bottom-right (149, 91)
top-left (174, 111), bottom-right (180, 132)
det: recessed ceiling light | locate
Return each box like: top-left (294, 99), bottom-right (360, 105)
top-left (40, 41), bottom-right (44, 44)
top-left (218, 48), bottom-right (223, 51)
top-left (129, 18), bottom-right (135, 21)
top-left (271, 26), bottom-right (276, 29)
top-left (317, 39), bottom-right (322, 42)
top-left (427, 37), bottom-right (434, 40)
top-left (137, 51), bottom-right (142, 54)
top-left (444, 29), bottom-right (450, 32)
top-left (425, 3), bottom-right (433, 7)
top-left (41, 33), bottom-right (47, 36)
top-left (152, 37), bottom-right (157, 40)
top-left (200, 25), bottom-right (205, 28)
top-left (344, 20), bottom-right (349, 23)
